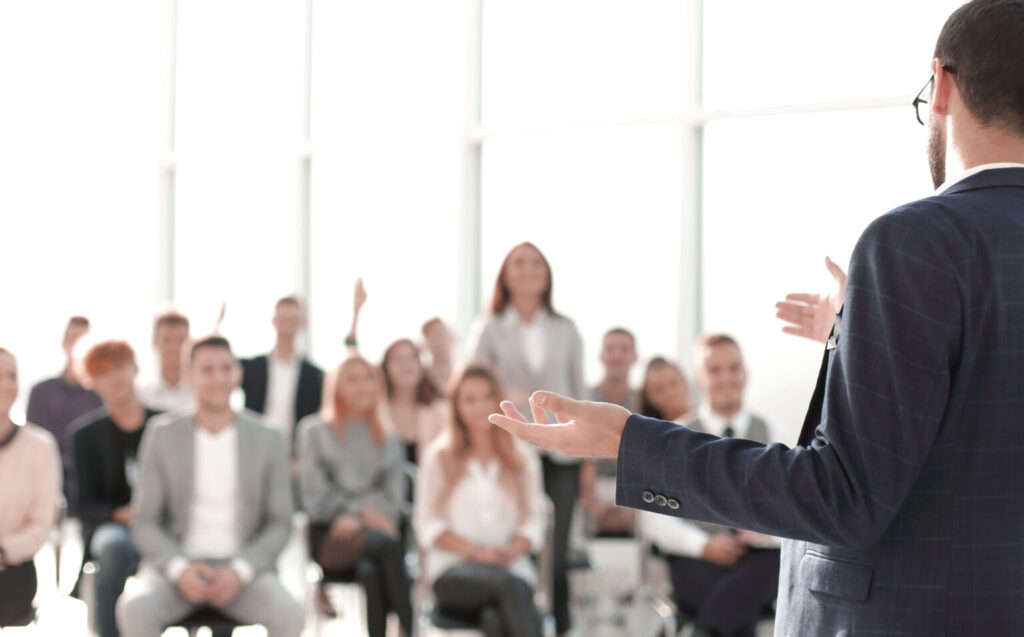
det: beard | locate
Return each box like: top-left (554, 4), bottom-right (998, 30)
top-left (927, 118), bottom-right (946, 189)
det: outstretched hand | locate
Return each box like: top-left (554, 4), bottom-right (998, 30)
top-left (775, 256), bottom-right (847, 344)
top-left (488, 392), bottom-right (631, 459)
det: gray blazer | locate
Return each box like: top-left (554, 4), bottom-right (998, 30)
top-left (130, 410), bottom-right (293, 575)
top-left (468, 309), bottom-right (584, 406)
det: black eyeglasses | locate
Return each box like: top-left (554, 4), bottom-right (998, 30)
top-left (913, 64), bottom-right (957, 126)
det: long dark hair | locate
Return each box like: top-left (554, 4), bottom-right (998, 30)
top-left (637, 356), bottom-right (690, 420)
top-left (432, 365), bottom-right (528, 519)
top-left (381, 338), bottom-right (438, 404)
top-left (489, 242), bottom-right (558, 316)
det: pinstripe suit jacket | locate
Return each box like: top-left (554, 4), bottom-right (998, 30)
top-left (616, 167), bottom-right (1024, 635)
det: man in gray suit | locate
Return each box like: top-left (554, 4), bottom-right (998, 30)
top-left (116, 336), bottom-right (304, 637)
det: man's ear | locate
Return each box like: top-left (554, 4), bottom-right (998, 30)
top-left (931, 58), bottom-right (955, 117)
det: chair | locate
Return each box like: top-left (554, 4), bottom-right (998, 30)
top-left (165, 607), bottom-right (241, 637)
top-left (420, 495), bottom-right (557, 637)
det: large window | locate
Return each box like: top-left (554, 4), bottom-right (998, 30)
top-left (0, 2), bottom-right (166, 418)
top-left (307, 2), bottom-right (467, 367)
top-left (700, 0), bottom-right (968, 436)
top-left (479, 1), bottom-right (686, 385)
top-left (173, 0), bottom-right (305, 359)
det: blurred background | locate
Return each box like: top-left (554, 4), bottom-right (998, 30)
top-left (0, 0), bottom-right (964, 442)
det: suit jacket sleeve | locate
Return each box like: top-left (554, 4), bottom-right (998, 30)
top-left (238, 428), bottom-right (293, 572)
top-left (131, 423), bottom-right (185, 569)
top-left (72, 422), bottom-right (114, 532)
top-left (298, 418), bottom-right (350, 523)
top-left (617, 210), bottom-right (961, 549)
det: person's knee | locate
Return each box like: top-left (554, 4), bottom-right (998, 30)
top-left (116, 590), bottom-right (154, 636)
top-left (96, 537), bottom-right (137, 572)
top-left (268, 593), bottom-right (305, 637)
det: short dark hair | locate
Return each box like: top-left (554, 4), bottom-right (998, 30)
top-left (695, 332), bottom-right (741, 352)
top-left (190, 335), bottom-right (234, 362)
top-left (275, 295), bottom-right (302, 311)
top-left (603, 327), bottom-right (636, 347)
top-left (934, 0), bottom-right (1024, 135)
top-left (154, 309), bottom-right (190, 333)
top-left (67, 316), bottom-right (90, 330)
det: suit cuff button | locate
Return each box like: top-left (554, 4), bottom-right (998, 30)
top-left (654, 495), bottom-right (668, 507)
top-left (667, 498), bottom-right (680, 510)
top-left (642, 490), bottom-right (655, 504)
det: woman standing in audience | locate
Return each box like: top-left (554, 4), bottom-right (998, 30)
top-left (467, 241), bottom-right (583, 636)
top-left (415, 365), bottom-right (544, 637)
top-left (298, 355), bottom-right (413, 637)
top-left (637, 356), bottom-right (692, 422)
top-left (0, 348), bottom-right (61, 626)
top-left (379, 338), bottom-right (446, 463)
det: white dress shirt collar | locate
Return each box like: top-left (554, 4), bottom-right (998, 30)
top-left (697, 403), bottom-right (750, 438)
top-left (935, 163), bottom-right (1024, 195)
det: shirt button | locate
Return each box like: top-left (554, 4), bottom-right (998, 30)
top-left (667, 498), bottom-right (680, 510)
top-left (654, 495), bottom-right (667, 507)
top-left (641, 490), bottom-right (655, 504)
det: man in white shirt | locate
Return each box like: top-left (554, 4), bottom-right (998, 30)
top-left (137, 309), bottom-right (192, 412)
top-left (116, 336), bottom-right (303, 637)
top-left (640, 333), bottom-right (779, 637)
top-left (240, 296), bottom-right (323, 459)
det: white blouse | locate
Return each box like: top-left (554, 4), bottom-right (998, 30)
top-left (414, 439), bottom-right (545, 586)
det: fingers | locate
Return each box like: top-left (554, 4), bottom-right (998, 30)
top-left (824, 256), bottom-right (847, 284)
top-left (530, 396), bottom-right (552, 426)
top-left (488, 414), bottom-right (573, 453)
top-left (499, 400), bottom-right (528, 422)
top-left (783, 293), bottom-right (821, 305)
top-left (530, 391), bottom-right (576, 423)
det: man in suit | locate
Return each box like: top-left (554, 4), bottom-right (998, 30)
top-left (641, 333), bottom-right (780, 637)
top-left (489, 1), bottom-right (1024, 634)
top-left (116, 336), bottom-right (303, 637)
top-left (69, 341), bottom-right (161, 637)
top-left (240, 296), bottom-right (323, 458)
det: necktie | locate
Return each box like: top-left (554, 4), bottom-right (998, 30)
top-left (722, 424), bottom-right (735, 438)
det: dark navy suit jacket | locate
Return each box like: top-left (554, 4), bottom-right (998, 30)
top-left (617, 167), bottom-right (1024, 635)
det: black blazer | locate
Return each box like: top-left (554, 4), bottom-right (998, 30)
top-left (240, 354), bottom-right (323, 449)
top-left (69, 406), bottom-right (162, 546)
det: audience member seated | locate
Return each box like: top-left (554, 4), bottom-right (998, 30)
top-left (415, 364), bottom-right (545, 637)
top-left (379, 338), bottom-right (446, 464)
top-left (239, 296), bottom-right (324, 460)
top-left (0, 347), bottom-right (61, 626)
top-left (138, 309), bottom-right (191, 412)
top-left (641, 334), bottom-right (780, 637)
top-left (26, 315), bottom-right (102, 513)
top-left (297, 355), bottom-right (412, 637)
top-left (116, 336), bottom-right (303, 637)
top-left (70, 340), bottom-right (161, 637)
top-left (637, 356), bottom-right (692, 422)
top-left (580, 328), bottom-right (639, 537)
top-left (421, 317), bottom-right (454, 394)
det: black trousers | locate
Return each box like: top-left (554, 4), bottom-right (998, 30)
top-left (434, 564), bottom-right (543, 637)
top-left (541, 457), bottom-right (580, 634)
top-left (0, 561), bottom-right (37, 626)
top-left (668, 548), bottom-right (780, 637)
top-left (312, 525), bottom-right (413, 637)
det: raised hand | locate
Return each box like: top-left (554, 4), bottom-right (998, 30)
top-left (488, 392), bottom-right (631, 459)
top-left (353, 278), bottom-right (367, 315)
top-left (775, 256), bottom-right (847, 344)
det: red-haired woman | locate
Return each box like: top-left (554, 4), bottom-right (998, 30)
top-left (379, 338), bottom-right (446, 464)
top-left (297, 356), bottom-right (412, 636)
top-left (415, 365), bottom-right (544, 637)
top-left (467, 241), bottom-right (583, 635)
